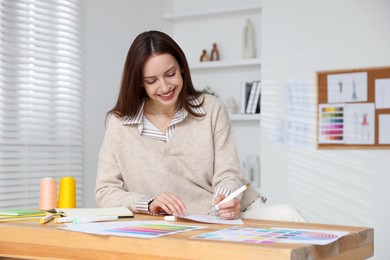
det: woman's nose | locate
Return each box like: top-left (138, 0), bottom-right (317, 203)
top-left (160, 80), bottom-right (171, 92)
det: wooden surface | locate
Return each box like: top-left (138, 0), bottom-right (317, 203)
top-left (0, 214), bottom-right (374, 260)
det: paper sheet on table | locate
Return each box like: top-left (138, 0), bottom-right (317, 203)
top-left (192, 226), bottom-right (349, 245)
top-left (60, 221), bottom-right (203, 239)
top-left (177, 215), bottom-right (244, 224)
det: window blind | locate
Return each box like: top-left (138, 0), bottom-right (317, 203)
top-left (0, 0), bottom-right (83, 209)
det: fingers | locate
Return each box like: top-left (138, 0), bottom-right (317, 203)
top-left (218, 208), bottom-right (240, 220)
top-left (214, 194), bottom-right (225, 205)
top-left (216, 198), bottom-right (241, 220)
top-left (149, 192), bottom-right (186, 216)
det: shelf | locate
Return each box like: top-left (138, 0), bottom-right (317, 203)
top-left (229, 113), bottom-right (261, 122)
top-left (162, 3), bottom-right (262, 22)
top-left (190, 58), bottom-right (261, 70)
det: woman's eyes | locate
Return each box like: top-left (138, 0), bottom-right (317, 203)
top-left (145, 80), bottom-right (156, 84)
top-left (145, 72), bottom-right (176, 85)
top-left (166, 72), bottom-right (175, 77)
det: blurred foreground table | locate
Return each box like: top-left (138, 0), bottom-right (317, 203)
top-left (0, 214), bottom-right (373, 260)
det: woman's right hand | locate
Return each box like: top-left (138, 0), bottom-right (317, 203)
top-left (149, 192), bottom-right (186, 216)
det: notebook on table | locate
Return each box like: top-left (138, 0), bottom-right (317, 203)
top-left (48, 207), bottom-right (133, 218)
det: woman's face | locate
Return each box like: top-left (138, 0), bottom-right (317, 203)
top-left (142, 53), bottom-right (183, 109)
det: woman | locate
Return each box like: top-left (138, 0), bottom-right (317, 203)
top-left (95, 30), bottom-right (305, 221)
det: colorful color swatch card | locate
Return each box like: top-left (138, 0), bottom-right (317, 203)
top-left (192, 227), bottom-right (348, 245)
top-left (62, 221), bottom-right (204, 239)
top-left (318, 104), bottom-right (345, 143)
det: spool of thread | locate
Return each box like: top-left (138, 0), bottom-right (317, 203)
top-left (39, 177), bottom-right (58, 210)
top-left (58, 176), bottom-right (76, 208)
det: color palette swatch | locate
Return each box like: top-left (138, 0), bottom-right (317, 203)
top-left (192, 227), bottom-right (348, 245)
top-left (318, 104), bottom-right (345, 143)
top-left (106, 222), bottom-right (199, 238)
top-left (63, 221), bottom-right (203, 239)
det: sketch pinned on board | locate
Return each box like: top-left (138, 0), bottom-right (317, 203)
top-left (375, 78), bottom-right (390, 109)
top-left (327, 72), bottom-right (367, 103)
top-left (344, 103), bottom-right (375, 144)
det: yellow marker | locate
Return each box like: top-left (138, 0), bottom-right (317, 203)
top-left (40, 213), bottom-right (54, 224)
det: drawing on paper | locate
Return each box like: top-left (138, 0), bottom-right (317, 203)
top-left (327, 72), bottom-right (367, 103)
top-left (344, 103), bottom-right (375, 144)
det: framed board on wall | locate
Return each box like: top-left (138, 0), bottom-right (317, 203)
top-left (317, 66), bottom-right (390, 149)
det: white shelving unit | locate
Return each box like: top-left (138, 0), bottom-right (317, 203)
top-left (190, 58), bottom-right (261, 70)
top-left (163, 0), bottom-right (262, 167)
top-left (162, 3), bottom-right (261, 22)
top-left (229, 113), bottom-right (261, 122)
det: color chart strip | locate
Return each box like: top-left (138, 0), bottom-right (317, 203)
top-left (318, 104), bottom-right (345, 143)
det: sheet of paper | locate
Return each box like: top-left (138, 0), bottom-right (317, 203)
top-left (61, 221), bottom-right (204, 239)
top-left (52, 207), bottom-right (133, 217)
top-left (177, 215), bottom-right (244, 225)
top-left (327, 72), bottom-right (367, 103)
top-left (379, 114), bottom-right (390, 144)
top-left (344, 103), bottom-right (375, 144)
top-left (192, 226), bottom-right (349, 245)
top-left (318, 103), bottom-right (345, 144)
top-left (375, 78), bottom-right (390, 109)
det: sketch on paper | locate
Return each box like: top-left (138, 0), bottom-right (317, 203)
top-left (375, 78), bottom-right (390, 109)
top-left (284, 80), bottom-right (310, 118)
top-left (344, 103), bottom-right (375, 144)
top-left (318, 104), bottom-right (345, 144)
top-left (327, 72), bottom-right (367, 103)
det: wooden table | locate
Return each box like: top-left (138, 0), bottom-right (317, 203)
top-left (0, 214), bottom-right (373, 260)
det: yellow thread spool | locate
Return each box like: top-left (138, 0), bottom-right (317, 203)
top-left (58, 176), bottom-right (76, 208)
top-left (39, 177), bottom-right (57, 210)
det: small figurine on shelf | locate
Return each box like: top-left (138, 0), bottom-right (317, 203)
top-left (225, 97), bottom-right (238, 114)
top-left (200, 49), bottom-right (210, 62)
top-left (210, 43), bottom-right (220, 61)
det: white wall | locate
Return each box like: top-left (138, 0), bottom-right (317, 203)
top-left (82, 0), bottom-right (168, 208)
top-left (83, 0), bottom-right (388, 258)
top-left (261, 0), bottom-right (390, 259)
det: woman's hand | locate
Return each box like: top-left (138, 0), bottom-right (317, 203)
top-left (149, 192), bottom-right (186, 216)
top-left (214, 194), bottom-right (241, 220)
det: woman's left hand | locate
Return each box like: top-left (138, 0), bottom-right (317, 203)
top-left (213, 194), bottom-right (241, 220)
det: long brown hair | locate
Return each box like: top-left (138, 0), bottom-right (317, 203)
top-left (108, 30), bottom-right (204, 118)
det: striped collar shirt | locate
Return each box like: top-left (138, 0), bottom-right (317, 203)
top-left (122, 97), bottom-right (205, 142)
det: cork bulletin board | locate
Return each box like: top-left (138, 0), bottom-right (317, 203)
top-left (317, 66), bottom-right (390, 149)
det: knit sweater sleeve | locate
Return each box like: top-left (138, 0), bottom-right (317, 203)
top-left (94, 116), bottom-right (149, 213)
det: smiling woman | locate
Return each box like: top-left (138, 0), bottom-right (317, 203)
top-left (0, 0), bottom-right (83, 209)
top-left (94, 30), bottom-right (305, 222)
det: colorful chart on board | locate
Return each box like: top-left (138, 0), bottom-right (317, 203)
top-left (318, 104), bottom-right (345, 144)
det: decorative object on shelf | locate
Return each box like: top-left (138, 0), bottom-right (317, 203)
top-left (210, 43), bottom-right (220, 61)
top-left (240, 80), bottom-right (261, 114)
top-left (243, 155), bottom-right (260, 188)
top-left (201, 86), bottom-right (218, 97)
top-left (225, 97), bottom-right (239, 114)
top-left (242, 18), bottom-right (256, 59)
top-left (200, 49), bottom-right (210, 62)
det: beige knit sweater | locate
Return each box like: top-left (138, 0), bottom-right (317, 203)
top-left (95, 94), bottom-right (261, 215)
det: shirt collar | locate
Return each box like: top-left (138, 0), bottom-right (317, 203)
top-left (122, 96), bottom-right (205, 125)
